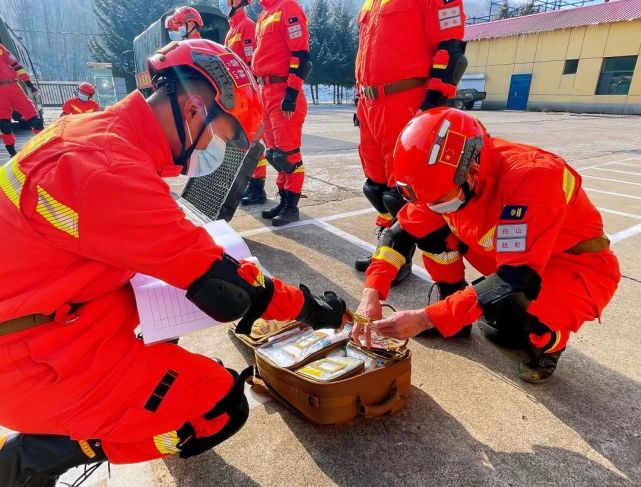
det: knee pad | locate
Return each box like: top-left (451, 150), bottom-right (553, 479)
top-left (267, 148), bottom-right (301, 174)
top-left (177, 367), bottom-right (252, 459)
top-left (28, 117), bottom-right (44, 131)
top-left (382, 187), bottom-right (405, 217)
top-left (0, 119), bottom-right (12, 135)
top-left (362, 178), bottom-right (388, 215)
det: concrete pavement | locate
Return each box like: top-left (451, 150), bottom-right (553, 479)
top-left (1, 105), bottom-right (641, 486)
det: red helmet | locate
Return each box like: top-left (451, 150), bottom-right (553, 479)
top-left (164, 14), bottom-right (178, 30)
top-left (148, 39), bottom-right (262, 153)
top-left (172, 6), bottom-right (204, 28)
top-left (78, 82), bottom-right (95, 96)
top-left (393, 107), bottom-right (487, 207)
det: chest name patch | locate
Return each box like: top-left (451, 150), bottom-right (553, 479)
top-left (500, 205), bottom-right (527, 220)
top-left (496, 223), bottom-right (527, 252)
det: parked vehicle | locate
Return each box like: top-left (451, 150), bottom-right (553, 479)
top-left (447, 88), bottom-right (487, 110)
top-left (133, 5), bottom-right (229, 93)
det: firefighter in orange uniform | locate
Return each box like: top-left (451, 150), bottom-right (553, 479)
top-left (253, 0), bottom-right (310, 225)
top-left (165, 6), bottom-right (204, 41)
top-left (354, 108), bottom-right (620, 383)
top-left (0, 40), bottom-right (345, 485)
top-left (354, 0), bottom-right (467, 283)
top-left (0, 43), bottom-right (43, 157)
top-left (220, 0), bottom-right (269, 205)
top-left (61, 82), bottom-right (100, 116)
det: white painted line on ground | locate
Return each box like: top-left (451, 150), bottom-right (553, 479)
top-left (592, 167), bottom-right (641, 177)
top-left (313, 220), bottom-right (433, 282)
top-left (576, 157), bottom-right (637, 172)
top-left (610, 161), bottom-right (641, 168)
top-left (610, 222), bottom-right (641, 244)
top-left (597, 207), bottom-right (641, 220)
top-left (584, 187), bottom-right (641, 201)
top-left (239, 207), bottom-right (375, 238)
top-left (582, 175), bottom-right (641, 186)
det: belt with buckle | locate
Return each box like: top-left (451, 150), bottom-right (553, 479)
top-left (359, 77), bottom-right (428, 100)
top-left (566, 234), bottom-right (610, 255)
top-left (0, 79), bottom-right (18, 86)
top-left (256, 75), bottom-right (288, 86)
top-left (0, 313), bottom-right (55, 337)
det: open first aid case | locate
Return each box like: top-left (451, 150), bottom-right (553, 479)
top-left (232, 318), bottom-right (412, 425)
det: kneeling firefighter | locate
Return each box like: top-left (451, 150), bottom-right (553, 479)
top-left (354, 108), bottom-right (620, 383)
top-left (0, 40), bottom-right (345, 486)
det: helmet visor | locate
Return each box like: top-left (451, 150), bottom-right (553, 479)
top-left (397, 182), bottom-right (418, 203)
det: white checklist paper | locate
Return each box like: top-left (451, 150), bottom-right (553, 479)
top-left (132, 220), bottom-right (261, 344)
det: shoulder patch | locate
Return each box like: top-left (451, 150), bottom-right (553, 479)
top-left (500, 205), bottom-right (527, 220)
top-left (288, 16), bottom-right (299, 23)
top-left (244, 39), bottom-right (252, 44)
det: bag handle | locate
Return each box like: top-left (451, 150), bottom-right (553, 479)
top-left (358, 381), bottom-right (403, 418)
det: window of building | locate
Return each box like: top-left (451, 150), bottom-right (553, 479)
top-left (595, 56), bottom-right (638, 95)
top-left (563, 59), bottom-right (579, 75)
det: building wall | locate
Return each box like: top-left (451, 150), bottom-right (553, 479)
top-left (465, 19), bottom-right (641, 114)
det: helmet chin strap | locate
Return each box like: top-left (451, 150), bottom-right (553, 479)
top-left (165, 75), bottom-right (220, 170)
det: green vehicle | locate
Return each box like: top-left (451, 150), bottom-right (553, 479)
top-left (133, 5), bottom-right (228, 93)
top-left (0, 14), bottom-right (42, 127)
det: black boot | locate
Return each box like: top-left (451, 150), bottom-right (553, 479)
top-left (518, 350), bottom-right (563, 383)
top-left (262, 189), bottom-right (285, 220)
top-left (0, 433), bottom-right (106, 487)
top-left (355, 227), bottom-right (386, 272)
top-left (241, 178), bottom-right (267, 205)
top-left (272, 190), bottom-right (300, 226)
top-left (6, 144), bottom-right (16, 157)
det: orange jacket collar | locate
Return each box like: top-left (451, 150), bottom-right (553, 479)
top-left (229, 8), bottom-right (248, 27)
top-left (108, 91), bottom-right (182, 177)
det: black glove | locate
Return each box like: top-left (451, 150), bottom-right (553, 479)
top-left (281, 87), bottom-right (299, 113)
top-left (420, 89), bottom-right (447, 111)
top-left (296, 284), bottom-right (346, 330)
top-left (24, 80), bottom-right (38, 94)
top-left (437, 280), bottom-right (468, 299)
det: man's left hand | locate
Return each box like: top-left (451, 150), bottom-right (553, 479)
top-left (372, 309), bottom-right (434, 340)
top-left (281, 87), bottom-right (298, 120)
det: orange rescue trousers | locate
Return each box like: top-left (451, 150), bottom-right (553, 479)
top-left (260, 83), bottom-right (306, 193)
top-left (0, 286), bottom-right (237, 464)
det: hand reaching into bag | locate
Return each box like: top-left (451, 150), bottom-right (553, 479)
top-left (351, 288), bottom-right (382, 348)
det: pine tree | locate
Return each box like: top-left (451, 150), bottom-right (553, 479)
top-left (307, 0), bottom-right (333, 103)
top-left (89, 0), bottom-right (178, 88)
top-left (496, 0), bottom-right (512, 19)
top-left (518, 0), bottom-right (538, 16)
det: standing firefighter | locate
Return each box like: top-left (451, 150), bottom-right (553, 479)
top-left (220, 0), bottom-right (269, 206)
top-left (0, 43), bottom-right (43, 157)
top-left (165, 6), bottom-right (204, 41)
top-left (61, 82), bottom-right (100, 116)
top-left (0, 40), bottom-right (345, 486)
top-left (353, 0), bottom-right (467, 282)
top-left (253, 0), bottom-right (311, 225)
top-left (354, 108), bottom-right (620, 383)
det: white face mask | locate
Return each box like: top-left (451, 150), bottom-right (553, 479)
top-left (178, 25), bottom-right (188, 39)
top-left (78, 93), bottom-right (90, 102)
top-left (428, 188), bottom-right (465, 214)
top-left (219, 0), bottom-right (232, 17)
top-left (168, 30), bottom-right (182, 42)
top-left (185, 109), bottom-right (226, 178)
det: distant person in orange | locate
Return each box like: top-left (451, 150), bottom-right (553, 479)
top-left (165, 6), bottom-right (204, 41)
top-left (61, 83), bottom-right (100, 117)
top-left (220, 0), bottom-right (269, 205)
top-left (0, 42), bottom-right (43, 157)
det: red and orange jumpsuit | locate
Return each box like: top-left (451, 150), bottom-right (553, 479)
top-left (0, 43), bottom-right (41, 148)
top-left (224, 9), bottom-right (267, 180)
top-left (61, 97), bottom-right (101, 116)
top-left (0, 92), bottom-right (305, 464)
top-left (356, 0), bottom-right (465, 227)
top-left (366, 138), bottom-right (620, 352)
top-left (253, 0), bottom-right (309, 194)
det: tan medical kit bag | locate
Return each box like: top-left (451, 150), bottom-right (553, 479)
top-left (231, 318), bottom-right (412, 425)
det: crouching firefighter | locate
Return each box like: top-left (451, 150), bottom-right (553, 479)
top-left (0, 40), bottom-right (346, 486)
top-left (253, 0), bottom-right (311, 225)
top-left (354, 108), bottom-right (620, 383)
